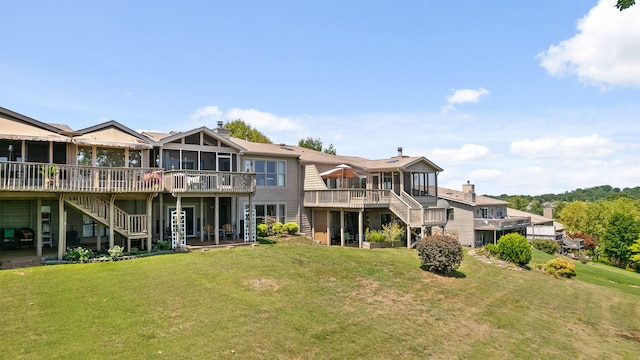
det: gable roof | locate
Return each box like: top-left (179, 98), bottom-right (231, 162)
top-left (153, 127), bottom-right (246, 152)
top-left (0, 106), bottom-right (73, 142)
top-left (74, 120), bottom-right (154, 149)
top-left (438, 186), bottom-right (508, 206)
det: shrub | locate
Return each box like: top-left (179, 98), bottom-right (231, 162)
top-left (544, 257), bottom-right (576, 278)
top-left (496, 233), bottom-right (531, 266)
top-left (257, 223), bottom-right (268, 237)
top-left (485, 243), bottom-right (499, 256)
top-left (366, 229), bottom-right (386, 242)
top-left (155, 240), bottom-right (172, 251)
top-left (415, 235), bottom-right (463, 274)
top-left (108, 245), bottom-right (124, 260)
top-left (283, 222), bottom-right (299, 235)
top-left (382, 222), bottom-right (405, 243)
top-left (272, 222), bottom-right (284, 237)
top-left (531, 239), bottom-right (561, 254)
top-left (64, 247), bottom-right (94, 263)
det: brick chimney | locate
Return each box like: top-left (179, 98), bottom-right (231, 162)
top-left (462, 181), bottom-right (476, 202)
top-left (213, 120), bottom-right (231, 138)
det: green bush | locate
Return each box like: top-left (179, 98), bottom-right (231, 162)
top-left (64, 247), bottom-right (94, 263)
top-left (415, 235), bottom-right (463, 274)
top-left (155, 240), bottom-right (172, 251)
top-left (108, 245), bottom-right (124, 260)
top-left (283, 222), bottom-right (299, 235)
top-left (531, 239), bottom-right (561, 254)
top-left (496, 233), bottom-right (531, 266)
top-left (485, 243), bottom-right (499, 256)
top-left (382, 222), bottom-right (405, 243)
top-left (257, 223), bottom-right (268, 237)
top-left (366, 229), bottom-right (386, 242)
top-left (272, 222), bottom-right (284, 237)
top-left (544, 257), bottom-right (576, 278)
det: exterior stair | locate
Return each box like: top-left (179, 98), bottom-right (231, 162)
top-left (65, 195), bottom-right (148, 239)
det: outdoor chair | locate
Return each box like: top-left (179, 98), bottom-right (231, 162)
top-left (1, 227), bottom-right (16, 249)
top-left (223, 224), bottom-right (235, 240)
top-left (203, 224), bottom-right (214, 241)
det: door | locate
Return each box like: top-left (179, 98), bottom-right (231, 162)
top-left (313, 210), bottom-right (328, 245)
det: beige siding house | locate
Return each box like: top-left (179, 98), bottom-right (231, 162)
top-left (1, 106), bottom-right (452, 262)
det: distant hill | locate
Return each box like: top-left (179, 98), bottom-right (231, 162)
top-left (486, 185), bottom-right (640, 216)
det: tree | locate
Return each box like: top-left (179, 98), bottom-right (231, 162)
top-left (298, 137), bottom-right (323, 151)
top-left (298, 137), bottom-right (337, 154)
top-left (558, 201), bottom-right (589, 233)
top-left (224, 119), bottom-right (272, 143)
top-left (616, 0), bottom-right (635, 11)
top-left (601, 212), bottom-right (640, 268)
top-left (323, 143), bottom-right (336, 155)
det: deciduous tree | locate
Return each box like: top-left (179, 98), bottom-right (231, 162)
top-left (225, 119), bottom-right (272, 143)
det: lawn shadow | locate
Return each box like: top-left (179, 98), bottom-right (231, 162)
top-left (258, 238), bottom-right (277, 245)
top-left (420, 265), bottom-right (467, 278)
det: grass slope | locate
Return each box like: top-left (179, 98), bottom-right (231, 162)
top-left (0, 237), bottom-right (638, 359)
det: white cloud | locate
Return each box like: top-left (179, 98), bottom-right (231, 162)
top-left (510, 134), bottom-right (622, 159)
top-left (190, 106), bottom-right (223, 124)
top-left (432, 144), bottom-right (492, 162)
top-left (441, 87), bottom-right (489, 113)
top-left (537, 0), bottom-right (640, 88)
top-left (224, 108), bottom-right (302, 132)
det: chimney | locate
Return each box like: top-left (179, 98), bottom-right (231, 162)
top-left (397, 147), bottom-right (403, 157)
top-left (544, 207), bottom-right (554, 219)
top-left (213, 121), bottom-right (231, 138)
top-left (462, 181), bottom-right (476, 202)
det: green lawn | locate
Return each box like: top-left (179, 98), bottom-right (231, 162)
top-left (1, 237), bottom-right (638, 359)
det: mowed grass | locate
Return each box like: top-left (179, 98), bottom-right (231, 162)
top-left (1, 237), bottom-right (639, 359)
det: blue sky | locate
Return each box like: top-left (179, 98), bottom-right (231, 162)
top-left (2, 0), bottom-right (640, 195)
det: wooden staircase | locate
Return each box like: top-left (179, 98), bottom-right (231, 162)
top-left (65, 195), bottom-right (149, 240)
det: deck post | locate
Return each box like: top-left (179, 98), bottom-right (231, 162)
top-left (214, 196), bottom-right (220, 245)
top-left (109, 194), bottom-right (115, 250)
top-left (147, 193), bottom-right (153, 251)
top-left (57, 194), bottom-right (65, 260)
top-left (340, 209), bottom-right (345, 247)
top-left (358, 209), bottom-right (363, 248)
top-left (36, 198), bottom-right (42, 256)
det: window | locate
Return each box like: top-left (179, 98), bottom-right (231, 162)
top-left (185, 133), bottom-right (200, 145)
top-left (411, 172), bottom-right (436, 196)
top-left (96, 148), bottom-right (125, 167)
top-left (254, 159), bottom-right (285, 187)
top-left (129, 150), bottom-right (142, 167)
top-left (77, 146), bottom-right (93, 166)
top-left (255, 204), bottom-right (286, 224)
top-left (82, 215), bottom-right (109, 237)
top-left (496, 207), bottom-right (504, 218)
top-left (481, 208), bottom-right (489, 219)
top-left (218, 153), bottom-right (231, 172)
top-left (447, 208), bottom-right (455, 221)
top-left (201, 152), bottom-right (216, 170)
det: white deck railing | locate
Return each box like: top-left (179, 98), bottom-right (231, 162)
top-left (0, 161), bottom-right (162, 193)
top-left (164, 170), bottom-right (256, 194)
top-left (303, 189), bottom-right (391, 208)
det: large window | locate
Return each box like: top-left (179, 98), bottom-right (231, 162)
top-left (255, 204), bottom-right (286, 224)
top-left (96, 148), bottom-right (125, 167)
top-left (251, 159), bottom-right (285, 187)
top-left (411, 172), bottom-right (436, 196)
top-left (82, 215), bottom-right (109, 237)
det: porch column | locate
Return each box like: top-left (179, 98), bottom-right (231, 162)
top-left (214, 196), bottom-right (220, 245)
top-left (147, 193), bottom-right (153, 251)
top-left (109, 194), bottom-right (115, 250)
top-left (326, 210), bottom-right (330, 246)
top-left (176, 195), bottom-right (182, 248)
top-left (159, 194), bottom-right (164, 241)
top-left (57, 194), bottom-right (65, 260)
top-left (248, 194), bottom-right (254, 242)
top-left (199, 197), bottom-right (204, 242)
top-left (358, 209), bottom-right (363, 248)
top-left (96, 224), bottom-right (102, 251)
top-left (36, 198), bottom-right (42, 256)
top-left (407, 226), bottom-right (412, 249)
top-left (340, 209), bottom-right (345, 247)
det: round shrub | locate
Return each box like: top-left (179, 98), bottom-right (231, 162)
top-left (415, 235), bottom-right (463, 274)
top-left (108, 245), bottom-right (124, 260)
top-left (496, 233), bottom-right (531, 266)
top-left (531, 239), bottom-right (561, 255)
top-left (64, 247), bottom-right (94, 263)
top-left (283, 222), bottom-right (299, 235)
top-left (366, 229), bottom-right (386, 242)
top-left (544, 257), bottom-right (576, 278)
top-left (272, 222), bottom-right (284, 236)
top-left (256, 223), bottom-right (268, 237)
top-left (485, 243), bottom-right (499, 256)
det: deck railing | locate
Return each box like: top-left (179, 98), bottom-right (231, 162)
top-left (164, 170), bottom-right (256, 194)
top-left (474, 217), bottom-right (531, 230)
top-left (303, 189), bottom-right (391, 208)
top-left (0, 161), bottom-right (162, 193)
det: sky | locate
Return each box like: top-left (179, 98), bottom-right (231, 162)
top-left (2, 0), bottom-right (640, 196)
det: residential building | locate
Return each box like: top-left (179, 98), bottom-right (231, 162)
top-left (436, 181), bottom-right (531, 247)
top-left (0, 107), bottom-right (449, 260)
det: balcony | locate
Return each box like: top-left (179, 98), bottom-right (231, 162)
top-left (164, 170), bottom-right (255, 194)
top-left (303, 189), bottom-right (391, 208)
top-left (0, 161), bottom-right (162, 193)
top-left (474, 217), bottom-right (531, 231)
